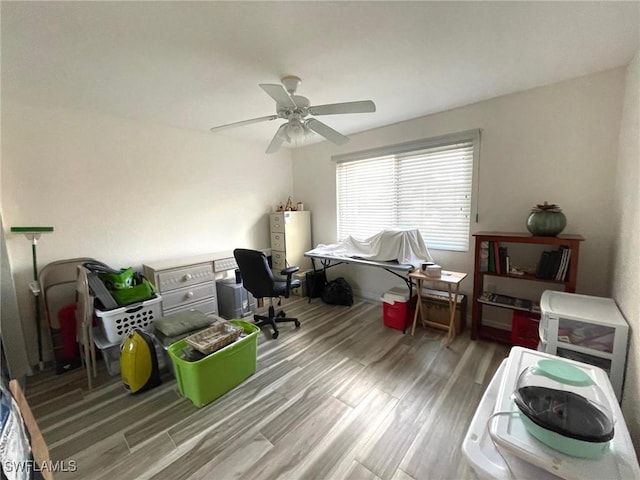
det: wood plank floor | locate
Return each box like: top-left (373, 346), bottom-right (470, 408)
top-left (25, 296), bottom-right (510, 480)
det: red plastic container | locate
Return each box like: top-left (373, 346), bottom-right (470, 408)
top-left (382, 287), bottom-right (417, 331)
top-left (58, 303), bottom-right (79, 359)
top-left (511, 311), bottom-right (541, 348)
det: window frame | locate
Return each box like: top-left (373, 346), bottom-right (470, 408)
top-left (332, 129), bottom-right (481, 252)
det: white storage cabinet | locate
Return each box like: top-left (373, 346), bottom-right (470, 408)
top-left (270, 211), bottom-right (312, 272)
top-left (143, 257), bottom-right (218, 316)
top-left (539, 290), bottom-right (629, 401)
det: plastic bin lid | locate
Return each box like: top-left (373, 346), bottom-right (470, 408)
top-left (382, 286), bottom-right (411, 303)
top-left (539, 291), bottom-right (626, 326)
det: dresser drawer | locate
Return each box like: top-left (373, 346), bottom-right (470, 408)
top-left (272, 251), bottom-right (287, 272)
top-left (213, 256), bottom-right (237, 273)
top-left (270, 232), bottom-right (285, 251)
top-left (161, 281), bottom-right (216, 310)
top-left (157, 263), bottom-right (214, 292)
top-left (162, 297), bottom-right (218, 317)
top-left (270, 213), bottom-right (285, 233)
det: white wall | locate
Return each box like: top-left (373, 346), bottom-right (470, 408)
top-left (612, 51), bottom-right (640, 451)
top-left (1, 213), bottom-right (32, 379)
top-left (2, 100), bottom-right (293, 366)
top-left (293, 68), bottom-right (625, 307)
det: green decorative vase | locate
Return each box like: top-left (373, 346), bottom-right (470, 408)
top-left (526, 202), bottom-right (567, 237)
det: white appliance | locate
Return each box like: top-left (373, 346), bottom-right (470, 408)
top-left (538, 290), bottom-right (629, 401)
top-left (462, 347), bottom-right (640, 480)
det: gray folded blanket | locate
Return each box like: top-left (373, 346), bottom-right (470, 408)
top-left (154, 310), bottom-right (216, 337)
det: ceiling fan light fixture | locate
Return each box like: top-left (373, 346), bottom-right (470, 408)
top-left (283, 116), bottom-right (313, 146)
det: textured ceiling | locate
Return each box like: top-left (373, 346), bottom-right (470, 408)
top-left (2, 1), bottom-right (639, 148)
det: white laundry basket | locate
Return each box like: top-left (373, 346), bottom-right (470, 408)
top-left (95, 295), bottom-right (162, 343)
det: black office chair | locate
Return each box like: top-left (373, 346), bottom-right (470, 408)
top-left (233, 248), bottom-right (301, 339)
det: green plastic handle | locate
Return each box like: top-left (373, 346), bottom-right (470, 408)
top-left (532, 359), bottom-right (593, 387)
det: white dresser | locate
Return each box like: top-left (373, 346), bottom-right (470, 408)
top-left (270, 211), bottom-right (312, 272)
top-left (143, 252), bottom-right (240, 316)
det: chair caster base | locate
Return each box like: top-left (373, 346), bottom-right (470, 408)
top-left (294, 320), bottom-right (301, 328)
top-left (272, 331), bottom-right (279, 339)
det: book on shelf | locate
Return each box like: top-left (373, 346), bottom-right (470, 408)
top-left (562, 248), bottom-right (572, 281)
top-left (535, 248), bottom-right (570, 281)
top-left (549, 249), bottom-right (562, 278)
top-left (498, 246), bottom-right (508, 274)
top-left (478, 291), bottom-right (533, 311)
top-left (479, 241), bottom-right (489, 272)
top-left (482, 241), bottom-right (509, 275)
top-left (555, 247), bottom-right (567, 281)
top-left (488, 241), bottom-right (495, 273)
top-left (555, 247), bottom-right (571, 281)
top-left (535, 251), bottom-right (550, 278)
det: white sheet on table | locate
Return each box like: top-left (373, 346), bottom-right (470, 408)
top-left (307, 229), bottom-right (433, 267)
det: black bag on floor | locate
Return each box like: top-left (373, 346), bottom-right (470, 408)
top-left (321, 277), bottom-right (354, 306)
top-left (306, 270), bottom-right (327, 298)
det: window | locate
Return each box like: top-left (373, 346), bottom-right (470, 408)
top-left (335, 130), bottom-right (479, 252)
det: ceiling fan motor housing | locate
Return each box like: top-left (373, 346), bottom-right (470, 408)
top-left (291, 95), bottom-right (310, 109)
top-left (281, 75), bottom-right (302, 95)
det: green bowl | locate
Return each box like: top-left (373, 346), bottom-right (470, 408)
top-left (518, 409), bottom-right (610, 459)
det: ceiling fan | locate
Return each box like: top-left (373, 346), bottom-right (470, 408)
top-left (210, 75), bottom-right (376, 154)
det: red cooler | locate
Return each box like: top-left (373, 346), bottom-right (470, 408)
top-left (511, 310), bottom-right (541, 348)
top-left (382, 287), bottom-right (417, 330)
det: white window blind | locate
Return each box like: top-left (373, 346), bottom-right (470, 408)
top-left (336, 132), bottom-right (478, 251)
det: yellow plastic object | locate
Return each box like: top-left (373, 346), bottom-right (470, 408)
top-left (120, 329), bottom-right (161, 394)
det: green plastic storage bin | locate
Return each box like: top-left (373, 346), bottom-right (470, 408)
top-left (168, 320), bottom-right (259, 407)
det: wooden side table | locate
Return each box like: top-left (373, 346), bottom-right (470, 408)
top-left (408, 270), bottom-right (468, 345)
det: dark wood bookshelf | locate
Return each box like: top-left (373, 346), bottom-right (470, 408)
top-left (471, 231), bottom-right (584, 345)
top-left (476, 325), bottom-right (512, 344)
top-left (481, 271), bottom-right (567, 284)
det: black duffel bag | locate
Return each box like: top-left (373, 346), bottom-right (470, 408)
top-left (321, 277), bottom-right (354, 306)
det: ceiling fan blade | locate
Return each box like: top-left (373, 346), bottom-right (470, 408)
top-left (265, 124), bottom-right (288, 154)
top-left (259, 84), bottom-right (297, 109)
top-left (210, 115), bottom-right (278, 132)
top-left (308, 100), bottom-right (376, 116)
top-left (306, 118), bottom-right (349, 145)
